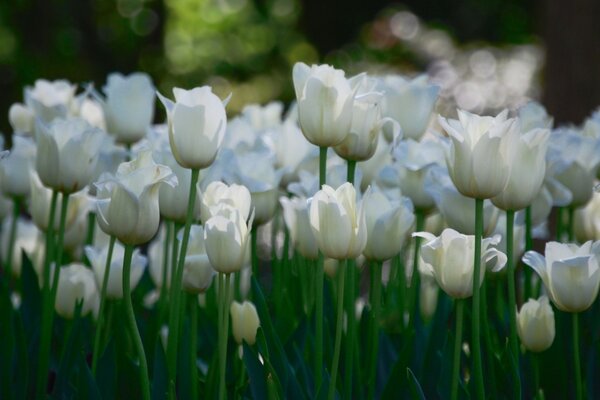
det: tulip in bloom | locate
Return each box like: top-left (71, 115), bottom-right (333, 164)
top-left (439, 109), bottom-right (519, 199)
top-left (204, 206), bottom-right (253, 274)
top-left (86, 243), bottom-right (147, 299)
top-left (36, 118), bottom-right (104, 193)
top-left (25, 79), bottom-right (77, 122)
top-left (95, 150), bottom-right (177, 245)
top-left (158, 86), bottom-right (229, 169)
top-left (97, 72), bottom-right (155, 144)
top-left (280, 196), bottom-right (319, 260)
top-left (414, 228), bottom-right (507, 299)
top-left (377, 75), bottom-right (440, 141)
top-left (522, 241), bottom-right (600, 312)
top-left (230, 301), bottom-right (260, 345)
top-left (362, 189), bottom-right (414, 261)
top-left (8, 103), bottom-right (34, 135)
top-left (292, 62), bottom-right (357, 147)
top-left (54, 263), bottom-right (99, 319)
top-left (0, 135), bottom-right (36, 198)
top-left (309, 183), bottom-right (367, 260)
top-left (516, 296), bottom-right (555, 352)
top-left (201, 181), bottom-right (252, 224)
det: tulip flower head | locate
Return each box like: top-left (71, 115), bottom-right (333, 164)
top-left (201, 181), bottom-right (252, 224)
top-left (522, 241), bottom-right (600, 312)
top-left (95, 150), bottom-right (177, 245)
top-left (517, 296), bottom-right (555, 352)
top-left (36, 118), bottom-right (104, 194)
top-left (0, 135), bottom-right (36, 198)
top-left (158, 86), bottom-right (229, 169)
top-left (180, 225), bottom-right (215, 294)
top-left (230, 301), bottom-right (260, 345)
top-left (414, 228), bottom-right (507, 299)
top-left (309, 182), bottom-right (367, 260)
top-left (280, 196), bottom-right (319, 260)
top-left (439, 109), bottom-right (519, 199)
top-left (55, 263), bottom-right (99, 319)
top-left (25, 79), bottom-right (78, 123)
top-left (8, 103), bottom-right (34, 135)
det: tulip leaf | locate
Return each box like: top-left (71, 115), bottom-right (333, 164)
top-left (97, 337), bottom-right (117, 399)
top-left (14, 313), bottom-right (29, 399)
top-left (76, 354), bottom-right (102, 400)
top-left (406, 368), bottom-right (426, 400)
top-left (52, 302), bottom-right (84, 397)
top-left (243, 342), bottom-right (267, 400)
top-left (151, 337), bottom-right (168, 400)
top-left (20, 251), bottom-right (41, 343)
top-left (381, 331), bottom-right (414, 399)
top-left (0, 281), bottom-right (14, 399)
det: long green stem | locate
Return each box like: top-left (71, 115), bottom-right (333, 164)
top-left (524, 206), bottom-right (533, 300)
top-left (190, 294), bottom-right (199, 400)
top-left (5, 197), bottom-right (21, 283)
top-left (505, 209), bottom-right (521, 396)
top-left (36, 191), bottom-right (66, 399)
top-left (123, 244), bottom-right (150, 400)
top-left (409, 210), bottom-right (425, 330)
top-left (315, 145), bottom-right (327, 391)
top-left (472, 198), bottom-right (485, 399)
top-left (368, 260), bottom-right (383, 400)
top-left (451, 299), bottom-right (464, 400)
top-left (328, 261), bottom-right (346, 400)
top-left (158, 223), bottom-right (173, 321)
top-left (167, 168), bottom-right (200, 397)
top-left (92, 235), bottom-right (117, 376)
top-left (219, 273), bottom-right (232, 400)
top-left (573, 312), bottom-right (582, 400)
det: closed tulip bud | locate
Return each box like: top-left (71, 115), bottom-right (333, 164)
top-left (309, 183), bottom-right (367, 260)
top-left (522, 241), bottom-right (600, 312)
top-left (0, 135), bottom-right (36, 198)
top-left (200, 181), bottom-right (252, 224)
top-left (204, 207), bottom-right (253, 274)
top-left (230, 301), bottom-right (260, 345)
top-left (517, 296), bottom-right (555, 352)
top-left (86, 243), bottom-right (147, 299)
top-left (158, 86), bottom-right (229, 169)
top-left (280, 196), bottom-right (319, 260)
top-left (414, 228), bottom-right (507, 299)
top-left (377, 75), bottom-right (440, 141)
top-left (362, 189), bottom-right (414, 261)
top-left (8, 103), bottom-right (34, 134)
top-left (292, 62), bottom-right (356, 147)
top-left (180, 226), bottom-right (215, 294)
top-left (36, 118), bottom-right (104, 193)
top-left (25, 79), bottom-right (77, 122)
top-left (492, 127), bottom-right (550, 211)
top-left (439, 109), bottom-right (519, 199)
top-left (98, 72), bottom-right (155, 144)
top-left (95, 150), bottom-right (177, 245)
top-left (55, 263), bottom-right (99, 319)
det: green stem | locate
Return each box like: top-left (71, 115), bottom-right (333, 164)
top-left (328, 261), bottom-right (346, 400)
top-left (5, 197), bottom-right (21, 283)
top-left (506, 209), bottom-right (521, 396)
top-left (167, 168), bottom-right (200, 397)
top-left (368, 260), bottom-right (383, 400)
top-left (524, 206), bottom-right (533, 300)
top-left (158, 222), bottom-right (173, 321)
top-left (315, 254), bottom-right (324, 390)
top-left (567, 206), bottom-right (575, 242)
top-left (85, 212), bottom-right (96, 246)
top-left (481, 280), bottom-right (498, 395)
top-left (344, 259), bottom-right (356, 399)
top-left (472, 198), bottom-right (485, 399)
top-left (123, 244), bottom-right (150, 400)
top-left (190, 294), bottom-right (199, 400)
top-left (395, 254), bottom-right (406, 331)
top-left (315, 145), bottom-right (327, 391)
top-left (92, 235), bottom-right (117, 376)
top-left (347, 160), bottom-right (356, 184)
top-left (409, 210), bottom-right (425, 330)
top-left (531, 353), bottom-right (540, 398)
top-left (219, 273), bottom-right (232, 400)
top-left (251, 226), bottom-right (258, 278)
top-left (573, 312), bottom-right (582, 400)
top-left (36, 191), bottom-right (67, 399)
top-left (451, 299), bottom-right (464, 400)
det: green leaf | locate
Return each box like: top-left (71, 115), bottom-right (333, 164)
top-left (243, 342), bottom-right (266, 400)
top-left (151, 337), bottom-right (168, 400)
top-left (407, 368), bottom-right (426, 400)
top-left (381, 331), bottom-right (414, 399)
top-left (76, 354), bottom-right (102, 400)
top-left (0, 281), bottom-right (14, 400)
top-left (19, 251), bottom-right (41, 343)
top-left (97, 338), bottom-right (116, 400)
top-left (52, 302), bottom-right (84, 398)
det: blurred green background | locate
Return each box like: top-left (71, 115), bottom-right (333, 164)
top-left (0, 0), bottom-right (599, 134)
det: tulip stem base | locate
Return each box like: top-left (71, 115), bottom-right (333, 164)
top-left (166, 168), bottom-right (200, 398)
top-left (451, 299), bottom-right (464, 400)
top-left (573, 312), bottom-right (583, 400)
top-left (92, 235), bottom-right (117, 376)
top-left (472, 198), bottom-right (485, 400)
top-left (328, 260), bottom-right (346, 400)
top-left (368, 260), bottom-right (383, 400)
top-left (123, 244), bottom-right (150, 400)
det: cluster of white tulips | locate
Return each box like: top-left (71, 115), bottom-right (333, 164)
top-left (1, 61), bottom-right (599, 400)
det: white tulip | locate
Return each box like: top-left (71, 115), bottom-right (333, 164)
top-left (0, 135), bottom-right (36, 198)
top-left (8, 103), bottom-right (34, 135)
top-left (25, 79), bottom-right (77, 122)
top-left (54, 263), bottom-right (99, 319)
top-left (517, 296), bottom-right (555, 352)
top-left (230, 301), bottom-right (260, 345)
top-left (200, 181), bottom-right (252, 224)
top-left (180, 225), bottom-right (215, 294)
top-left (280, 196), bottom-right (318, 260)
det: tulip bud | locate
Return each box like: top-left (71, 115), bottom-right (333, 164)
top-left (517, 296), bottom-right (555, 352)
top-left (230, 301), bottom-right (260, 345)
top-left (204, 207), bottom-right (253, 274)
top-left (8, 103), bottom-right (34, 134)
top-left (158, 86), bottom-right (229, 169)
top-left (55, 263), bottom-right (99, 319)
